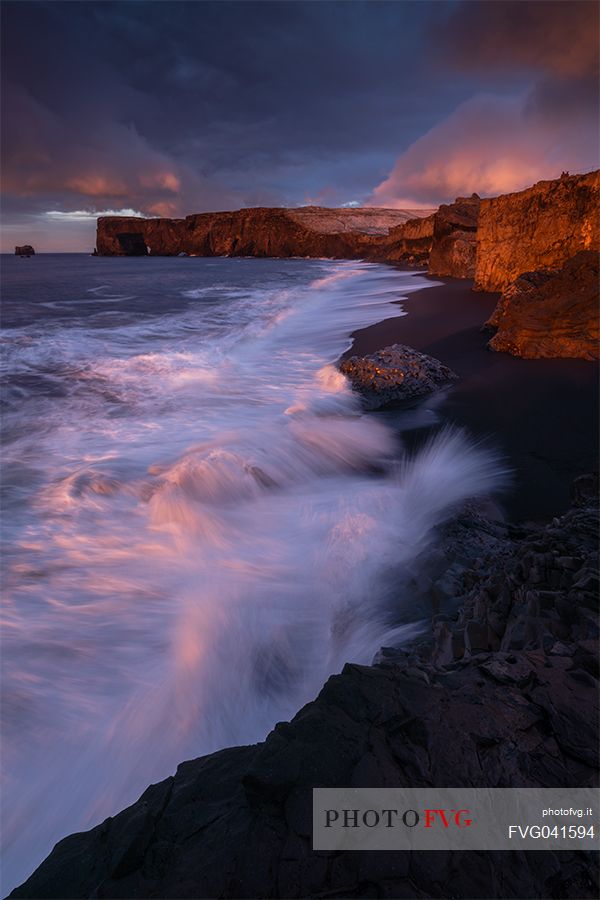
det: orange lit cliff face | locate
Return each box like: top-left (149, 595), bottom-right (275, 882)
top-left (485, 251), bottom-right (599, 361)
top-left (94, 207), bottom-right (434, 259)
top-left (474, 171), bottom-right (600, 292)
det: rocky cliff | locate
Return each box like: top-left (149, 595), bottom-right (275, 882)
top-left (94, 173), bottom-right (599, 361)
top-left (428, 195), bottom-right (480, 278)
top-left (95, 172), bottom-right (599, 286)
top-left (95, 206), bottom-right (434, 259)
top-left (474, 171), bottom-right (600, 292)
top-left (370, 213), bottom-right (435, 264)
top-left (10, 484), bottom-right (599, 899)
top-left (485, 251), bottom-right (599, 361)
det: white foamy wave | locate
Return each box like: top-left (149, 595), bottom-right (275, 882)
top-left (2, 259), bottom-right (499, 894)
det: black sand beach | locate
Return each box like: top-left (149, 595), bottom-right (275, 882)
top-left (345, 272), bottom-right (599, 522)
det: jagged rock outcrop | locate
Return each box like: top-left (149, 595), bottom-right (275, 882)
top-left (339, 343), bottom-right (457, 409)
top-left (428, 195), bottom-right (480, 278)
top-left (95, 207), bottom-right (434, 258)
top-left (370, 213), bottom-right (436, 265)
top-left (485, 251), bottom-right (599, 360)
top-left (14, 245), bottom-right (35, 256)
top-left (10, 490), bottom-right (599, 899)
top-left (474, 171), bottom-right (600, 292)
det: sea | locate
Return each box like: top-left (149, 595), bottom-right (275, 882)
top-left (0, 255), bottom-right (505, 892)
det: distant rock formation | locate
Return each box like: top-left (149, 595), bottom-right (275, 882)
top-left (95, 207), bottom-right (434, 258)
top-left (340, 343), bottom-right (457, 409)
top-left (93, 171), bottom-right (600, 361)
top-left (369, 213), bottom-right (435, 265)
top-left (14, 245), bottom-right (35, 256)
top-left (485, 251), bottom-right (599, 361)
top-left (427, 194), bottom-right (480, 278)
top-left (474, 170), bottom-right (599, 292)
top-left (10, 490), bottom-right (599, 899)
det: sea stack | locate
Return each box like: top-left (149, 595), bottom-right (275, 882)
top-left (15, 244), bottom-right (35, 256)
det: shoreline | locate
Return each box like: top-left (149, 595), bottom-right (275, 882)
top-left (7, 260), bottom-right (599, 900)
top-left (344, 269), bottom-right (599, 523)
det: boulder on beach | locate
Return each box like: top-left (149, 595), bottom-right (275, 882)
top-left (15, 244), bottom-right (35, 256)
top-left (339, 343), bottom-right (458, 410)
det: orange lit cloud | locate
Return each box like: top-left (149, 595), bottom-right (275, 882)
top-left (370, 0), bottom-right (599, 207)
top-left (1, 84), bottom-right (193, 213)
top-left (140, 172), bottom-right (181, 193)
top-left (370, 91), bottom-right (598, 207)
top-left (371, 0), bottom-right (599, 208)
top-left (147, 201), bottom-right (179, 217)
top-left (65, 174), bottom-right (129, 197)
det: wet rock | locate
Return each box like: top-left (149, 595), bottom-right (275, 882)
top-left (339, 343), bottom-right (457, 410)
top-left (10, 488), bottom-right (598, 900)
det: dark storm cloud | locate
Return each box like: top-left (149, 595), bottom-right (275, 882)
top-left (1, 1), bottom-right (457, 231)
top-left (434, 0), bottom-right (598, 78)
top-left (1, 1), bottom-right (598, 248)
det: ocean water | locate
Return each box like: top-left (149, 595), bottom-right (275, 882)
top-left (1, 255), bottom-right (505, 892)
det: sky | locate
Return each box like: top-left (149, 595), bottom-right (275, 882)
top-left (1, 0), bottom-right (598, 251)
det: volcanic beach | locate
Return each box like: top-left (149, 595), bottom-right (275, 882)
top-left (7, 256), bottom-right (598, 900)
top-left (5, 166), bottom-right (600, 900)
top-left (345, 271), bottom-right (599, 521)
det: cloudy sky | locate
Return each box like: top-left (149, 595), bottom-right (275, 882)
top-left (1, 0), bottom-right (598, 250)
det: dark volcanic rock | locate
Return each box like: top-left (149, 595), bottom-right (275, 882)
top-left (484, 251), bottom-right (599, 360)
top-left (14, 244), bottom-right (35, 256)
top-left (10, 492), bottom-right (599, 899)
top-left (115, 232), bottom-right (148, 256)
top-left (339, 343), bottom-right (458, 409)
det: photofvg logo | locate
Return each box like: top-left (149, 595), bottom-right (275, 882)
top-left (324, 807), bottom-right (473, 830)
top-left (313, 788), bottom-right (599, 851)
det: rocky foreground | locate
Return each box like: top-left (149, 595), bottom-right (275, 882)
top-left (10, 475), bottom-right (599, 899)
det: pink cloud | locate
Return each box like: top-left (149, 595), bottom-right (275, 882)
top-left (369, 91), bottom-right (598, 207)
top-left (1, 83), bottom-right (237, 218)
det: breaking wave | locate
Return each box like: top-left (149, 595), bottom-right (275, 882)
top-left (1, 257), bottom-right (506, 893)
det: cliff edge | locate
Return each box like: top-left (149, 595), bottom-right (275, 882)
top-left (474, 171), bottom-right (599, 292)
top-left (95, 206), bottom-right (435, 259)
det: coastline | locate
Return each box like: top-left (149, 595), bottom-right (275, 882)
top-left (6, 260), bottom-right (599, 900)
top-left (344, 270), bottom-right (599, 522)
